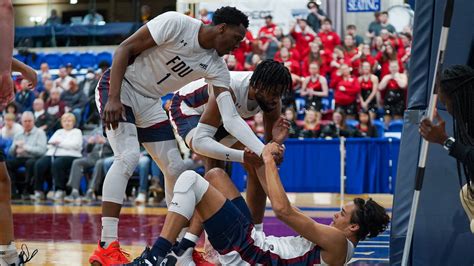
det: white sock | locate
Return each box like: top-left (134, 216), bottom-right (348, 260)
top-left (254, 223), bottom-right (263, 232)
top-left (183, 232), bottom-right (199, 243)
top-left (101, 217), bottom-right (119, 248)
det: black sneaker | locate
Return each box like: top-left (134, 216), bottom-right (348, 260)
top-left (122, 247), bottom-right (163, 266)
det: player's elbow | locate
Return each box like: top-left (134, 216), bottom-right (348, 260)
top-left (273, 204), bottom-right (293, 220)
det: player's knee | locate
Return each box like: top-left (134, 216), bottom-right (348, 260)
top-left (174, 170), bottom-right (209, 201)
top-left (204, 168), bottom-right (227, 184)
top-left (119, 150), bottom-right (141, 176)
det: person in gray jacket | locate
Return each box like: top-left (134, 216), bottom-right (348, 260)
top-left (6, 112), bottom-right (47, 198)
top-left (65, 129), bottom-right (113, 202)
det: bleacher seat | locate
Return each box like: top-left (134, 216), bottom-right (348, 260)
top-left (13, 54), bottom-right (26, 63)
top-left (26, 53), bottom-right (43, 70)
top-left (79, 52), bottom-right (97, 69)
top-left (61, 53), bottom-right (80, 69)
top-left (372, 120), bottom-right (385, 137)
top-left (388, 119), bottom-right (404, 132)
top-left (295, 98), bottom-right (306, 120)
top-left (96, 51), bottom-right (113, 66)
top-left (42, 54), bottom-right (62, 69)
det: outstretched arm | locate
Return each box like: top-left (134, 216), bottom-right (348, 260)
top-left (0, 0), bottom-right (14, 108)
top-left (262, 143), bottom-right (348, 265)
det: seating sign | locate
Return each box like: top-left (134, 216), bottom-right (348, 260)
top-left (346, 0), bottom-right (381, 12)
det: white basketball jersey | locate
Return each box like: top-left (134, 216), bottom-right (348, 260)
top-left (123, 12), bottom-right (230, 99)
top-left (176, 71), bottom-right (260, 119)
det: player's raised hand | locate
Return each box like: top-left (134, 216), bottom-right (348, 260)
top-left (262, 142), bottom-right (285, 163)
top-left (20, 66), bottom-right (38, 89)
top-left (103, 97), bottom-right (126, 130)
top-left (0, 73), bottom-right (15, 110)
top-left (272, 116), bottom-right (290, 144)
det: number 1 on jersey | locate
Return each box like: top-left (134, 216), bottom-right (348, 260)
top-left (157, 73), bottom-right (171, 85)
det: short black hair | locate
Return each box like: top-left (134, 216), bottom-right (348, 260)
top-left (351, 198), bottom-right (390, 241)
top-left (323, 18), bottom-right (332, 24)
top-left (212, 6), bottom-right (249, 28)
top-left (346, 24), bottom-right (357, 30)
top-left (250, 59), bottom-right (292, 97)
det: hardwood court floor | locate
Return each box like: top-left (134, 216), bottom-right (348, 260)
top-left (11, 193), bottom-right (392, 265)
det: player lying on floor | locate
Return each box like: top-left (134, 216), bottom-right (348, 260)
top-left (125, 142), bottom-right (390, 266)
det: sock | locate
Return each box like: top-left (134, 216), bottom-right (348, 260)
top-left (254, 223), bottom-right (263, 232)
top-left (175, 233), bottom-right (198, 255)
top-left (101, 217), bottom-right (119, 248)
top-left (151, 237), bottom-right (172, 258)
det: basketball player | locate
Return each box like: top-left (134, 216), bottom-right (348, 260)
top-left (0, 0), bottom-right (39, 264)
top-left (90, 7), bottom-right (263, 266)
top-left (156, 60), bottom-right (292, 263)
top-left (127, 142), bottom-right (390, 265)
top-left (419, 65), bottom-right (474, 233)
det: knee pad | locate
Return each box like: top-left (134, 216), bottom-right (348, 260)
top-left (117, 150), bottom-right (140, 176)
top-left (168, 170), bottom-right (209, 220)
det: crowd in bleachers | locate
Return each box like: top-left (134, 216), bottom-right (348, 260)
top-left (3, 3), bottom-right (411, 204)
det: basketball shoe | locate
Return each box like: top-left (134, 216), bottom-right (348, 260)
top-left (0, 244), bottom-right (38, 266)
top-left (460, 183), bottom-right (474, 233)
top-left (89, 240), bottom-right (130, 265)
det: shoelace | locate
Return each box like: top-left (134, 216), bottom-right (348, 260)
top-left (107, 246), bottom-right (130, 261)
top-left (19, 244), bottom-right (38, 264)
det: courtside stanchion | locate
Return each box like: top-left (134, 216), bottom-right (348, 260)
top-left (340, 137), bottom-right (346, 208)
top-left (401, 0), bottom-right (455, 265)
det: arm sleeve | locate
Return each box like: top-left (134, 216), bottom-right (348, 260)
top-left (204, 59), bottom-right (231, 89)
top-left (449, 142), bottom-right (474, 173)
top-left (216, 91), bottom-right (265, 156)
top-left (146, 11), bottom-right (184, 46)
top-left (193, 123), bottom-right (244, 163)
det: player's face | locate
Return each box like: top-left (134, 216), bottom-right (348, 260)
top-left (255, 88), bottom-right (280, 113)
top-left (215, 24), bottom-right (246, 56)
top-left (331, 202), bottom-right (356, 232)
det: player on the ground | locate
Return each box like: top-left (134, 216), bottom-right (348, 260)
top-left (128, 141), bottom-right (390, 265)
top-left (90, 6), bottom-right (269, 266)
top-left (157, 60), bottom-right (292, 263)
top-left (0, 0), bottom-right (39, 265)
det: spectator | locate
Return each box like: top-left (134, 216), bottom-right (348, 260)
top-left (379, 61), bottom-right (408, 125)
top-left (276, 36), bottom-right (301, 62)
top-left (358, 61), bottom-right (379, 119)
top-left (3, 102), bottom-right (20, 121)
top-left (258, 15), bottom-right (277, 45)
top-left (225, 55), bottom-right (244, 71)
top-left (37, 62), bottom-right (51, 91)
top-left (379, 11), bottom-right (396, 34)
top-left (359, 44), bottom-right (377, 70)
top-left (302, 42), bottom-right (331, 77)
top-left (300, 62), bottom-right (328, 111)
top-left (366, 11), bottom-right (382, 39)
top-left (14, 79), bottom-right (35, 112)
top-left (65, 63), bottom-right (76, 78)
top-left (61, 79), bottom-right (87, 126)
top-left (376, 43), bottom-right (404, 78)
top-left (306, 1), bottom-right (326, 33)
top-left (251, 112), bottom-right (265, 138)
top-left (7, 112), bottom-right (47, 198)
top-left (39, 79), bottom-right (53, 102)
top-left (140, 5), bottom-right (152, 24)
top-left (356, 109), bottom-right (378, 138)
top-left (233, 30), bottom-right (255, 66)
top-left (82, 9), bottom-right (104, 25)
top-left (399, 32), bottom-right (412, 69)
top-left (333, 64), bottom-right (361, 118)
top-left (98, 61), bottom-right (111, 74)
top-left (244, 54), bottom-right (262, 71)
top-left (33, 113), bottom-right (83, 201)
top-left (53, 67), bottom-right (74, 92)
top-left (2, 114), bottom-right (23, 139)
top-left (346, 24), bottom-right (364, 46)
top-left (259, 27), bottom-right (282, 60)
top-left (299, 107), bottom-right (321, 138)
top-left (284, 107), bottom-right (301, 138)
top-left (343, 35), bottom-right (361, 76)
top-left (290, 18), bottom-right (316, 58)
top-left (276, 47), bottom-right (301, 77)
top-left (44, 9), bottom-right (61, 26)
top-left (45, 88), bottom-right (66, 120)
top-left (199, 8), bottom-right (211, 25)
top-left (65, 131), bottom-right (113, 202)
top-left (33, 98), bottom-right (54, 134)
top-left (329, 45), bottom-right (349, 78)
top-left (320, 109), bottom-right (356, 138)
top-left (318, 18), bottom-right (341, 53)
top-left (371, 36), bottom-right (384, 56)
top-left (79, 69), bottom-right (99, 98)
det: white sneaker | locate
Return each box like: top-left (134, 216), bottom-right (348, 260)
top-left (46, 191), bottom-right (55, 200)
top-left (166, 248), bottom-right (195, 266)
top-left (32, 191), bottom-right (44, 201)
top-left (460, 184), bottom-right (474, 233)
top-left (134, 193), bottom-right (146, 204)
top-left (64, 189), bottom-right (80, 202)
top-left (0, 249), bottom-right (19, 266)
top-left (83, 189), bottom-right (95, 201)
top-left (54, 190), bottom-right (65, 201)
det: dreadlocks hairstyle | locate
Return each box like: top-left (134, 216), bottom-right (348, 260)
top-left (351, 198), bottom-right (390, 241)
top-left (212, 6), bottom-right (249, 28)
top-left (250, 59), bottom-right (292, 97)
top-left (440, 65), bottom-right (474, 194)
